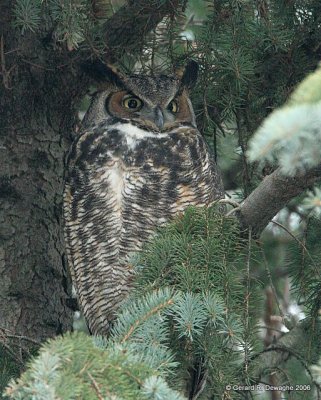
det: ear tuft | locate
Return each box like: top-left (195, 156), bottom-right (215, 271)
top-left (176, 60), bottom-right (199, 90)
top-left (81, 60), bottom-right (126, 88)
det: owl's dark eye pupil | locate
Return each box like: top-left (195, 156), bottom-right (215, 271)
top-left (128, 99), bottom-right (138, 108)
top-left (123, 96), bottom-right (142, 110)
top-left (168, 100), bottom-right (178, 113)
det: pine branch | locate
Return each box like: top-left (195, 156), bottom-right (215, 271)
top-left (102, 0), bottom-right (182, 61)
top-left (120, 298), bottom-right (174, 344)
top-left (5, 332), bottom-right (185, 399)
top-left (237, 165), bottom-right (321, 237)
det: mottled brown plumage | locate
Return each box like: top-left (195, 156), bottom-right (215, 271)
top-left (63, 62), bottom-right (224, 335)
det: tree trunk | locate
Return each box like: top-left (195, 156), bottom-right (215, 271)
top-left (1, 85), bottom-right (72, 342)
top-left (0, 8), bottom-right (85, 343)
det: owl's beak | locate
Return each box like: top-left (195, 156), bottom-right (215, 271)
top-left (154, 107), bottom-right (164, 130)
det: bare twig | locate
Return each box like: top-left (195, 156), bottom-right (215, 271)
top-left (0, 35), bottom-right (16, 89)
top-left (218, 198), bottom-right (240, 208)
top-left (244, 227), bottom-right (252, 375)
top-left (0, 326), bottom-right (41, 367)
top-left (263, 288), bottom-right (283, 400)
top-left (251, 345), bottom-right (321, 398)
top-left (20, 58), bottom-right (55, 71)
top-left (2, 333), bottom-right (41, 345)
top-left (87, 372), bottom-right (104, 400)
top-left (259, 246), bottom-right (285, 322)
top-left (0, 326), bottom-right (41, 345)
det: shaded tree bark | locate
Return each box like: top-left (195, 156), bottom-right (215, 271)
top-left (0, 17), bottom-right (83, 341)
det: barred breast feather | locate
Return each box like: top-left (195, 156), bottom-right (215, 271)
top-left (63, 117), bottom-right (223, 334)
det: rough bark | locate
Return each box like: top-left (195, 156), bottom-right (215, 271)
top-left (0, 31), bottom-right (82, 342)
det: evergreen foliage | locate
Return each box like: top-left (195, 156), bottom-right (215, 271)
top-left (264, 216), bottom-right (321, 398)
top-left (190, 0), bottom-right (321, 195)
top-left (4, 1), bottom-right (321, 399)
top-left (5, 331), bottom-right (184, 400)
top-left (6, 206), bottom-right (320, 398)
top-left (4, 206), bottom-right (265, 399)
top-left (247, 61), bottom-right (321, 244)
top-left (13, 0), bottom-right (42, 33)
top-left (12, 0), bottom-right (100, 50)
top-left (248, 66), bottom-right (321, 177)
top-left (0, 348), bottom-right (20, 400)
top-left (287, 217), bottom-right (321, 320)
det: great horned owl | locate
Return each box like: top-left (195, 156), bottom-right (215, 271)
top-left (63, 61), bottom-right (224, 335)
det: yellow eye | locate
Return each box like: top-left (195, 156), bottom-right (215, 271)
top-left (168, 100), bottom-right (179, 113)
top-left (123, 96), bottom-right (143, 110)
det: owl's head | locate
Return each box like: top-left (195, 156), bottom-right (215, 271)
top-left (82, 61), bottom-right (198, 131)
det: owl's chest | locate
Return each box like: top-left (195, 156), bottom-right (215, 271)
top-left (89, 123), bottom-right (214, 217)
top-left (92, 123), bottom-right (202, 171)
top-left (104, 124), bottom-right (182, 168)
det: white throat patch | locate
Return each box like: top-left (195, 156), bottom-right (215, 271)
top-left (113, 123), bottom-right (168, 150)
